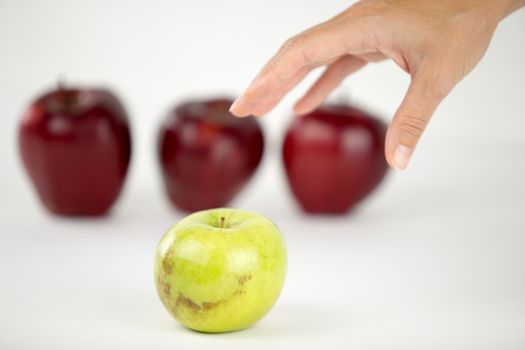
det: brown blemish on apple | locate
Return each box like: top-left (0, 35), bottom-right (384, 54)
top-left (154, 273), bottom-right (162, 291)
top-left (238, 274), bottom-right (252, 285)
top-left (162, 282), bottom-right (171, 297)
top-left (162, 258), bottom-right (173, 274)
top-left (156, 276), bottom-right (171, 299)
top-left (202, 301), bottom-right (221, 311)
top-left (155, 275), bottom-right (177, 317)
top-left (174, 293), bottom-right (222, 313)
top-left (176, 294), bottom-right (200, 311)
top-left (233, 289), bottom-right (245, 296)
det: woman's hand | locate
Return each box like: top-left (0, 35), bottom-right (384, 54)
top-left (230, 0), bottom-right (525, 170)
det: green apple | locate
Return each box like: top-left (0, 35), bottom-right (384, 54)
top-left (154, 208), bottom-right (287, 333)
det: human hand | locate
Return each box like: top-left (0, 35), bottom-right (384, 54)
top-left (230, 0), bottom-right (525, 170)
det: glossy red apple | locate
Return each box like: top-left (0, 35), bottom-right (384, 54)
top-left (158, 98), bottom-right (264, 212)
top-left (283, 104), bottom-right (388, 214)
top-left (18, 85), bottom-right (132, 216)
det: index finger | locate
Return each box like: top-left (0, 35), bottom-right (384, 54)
top-left (230, 18), bottom-right (373, 117)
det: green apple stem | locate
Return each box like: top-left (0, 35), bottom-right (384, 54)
top-left (219, 216), bottom-right (225, 229)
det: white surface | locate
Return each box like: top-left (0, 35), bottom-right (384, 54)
top-left (1, 1), bottom-right (525, 349)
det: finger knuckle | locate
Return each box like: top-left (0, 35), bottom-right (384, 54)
top-left (280, 34), bottom-right (315, 67)
top-left (398, 115), bottom-right (428, 143)
top-left (347, 0), bottom-right (388, 17)
top-left (282, 34), bottom-right (307, 52)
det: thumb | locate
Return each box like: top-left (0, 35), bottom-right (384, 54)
top-left (385, 66), bottom-right (453, 170)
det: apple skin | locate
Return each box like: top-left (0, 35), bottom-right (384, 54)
top-left (158, 98), bottom-right (264, 212)
top-left (282, 104), bottom-right (388, 214)
top-left (18, 86), bottom-right (132, 216)
top-left (154, 208), bottom-right (287, 333)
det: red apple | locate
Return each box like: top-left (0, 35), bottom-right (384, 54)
top-left (18, 85), bottom-right (132, 216)
top-left (158, 98), bottom-right (264, 212)
top-left (282, 104), bottom-right (388, 214)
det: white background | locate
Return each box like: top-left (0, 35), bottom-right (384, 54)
top-left (1, 1), bottom-right (525, 349)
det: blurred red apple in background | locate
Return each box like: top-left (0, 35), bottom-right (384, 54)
top-left (18, 85), bottom-right (132, 216)
top-left (283, 104), bottom-right (388, 214)
top-left (158, 98), bottom-right (264, 212)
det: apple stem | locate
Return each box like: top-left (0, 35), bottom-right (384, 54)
top-left (219, 216), bottom-right (225, 229)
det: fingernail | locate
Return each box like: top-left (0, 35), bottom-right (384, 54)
top-left (393, 145), bottom-right (413, 170)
